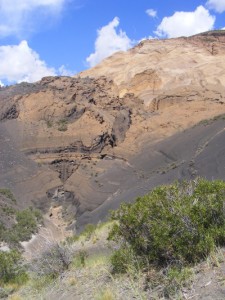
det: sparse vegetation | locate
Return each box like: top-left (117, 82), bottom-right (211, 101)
top-left (5, 179), bottom-right (225, 299)
top-left (95, 288), bottom-right (115, 300)
top-left (72, 250), bottom-right (88, 268)
top-left (82, 223), bottom-right (97, 240)
top-left (0, 250), bottom-right (28, 285)
top-left (28, 274), bottom-right (55, 292)
top-left (57, 119), bottom-right (68, 131)
top-left (0, 189), bottom-right (16, 203)
top-left (2, 206), bottom-right (16, 215)
top-left (196, 113), bottom-right (225, 127)
top-left (0, 207), bottom-right (42, 247)
top-left (30, 242), bottom-right (73, 278)
top-left (46, 120), bottom-right (53, 128)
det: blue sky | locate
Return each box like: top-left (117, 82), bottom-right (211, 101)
top-left (0, 0), bottom-right (225, 86)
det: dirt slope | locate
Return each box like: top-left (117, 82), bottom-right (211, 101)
top-left (0, 30), bottom-right (225, 232)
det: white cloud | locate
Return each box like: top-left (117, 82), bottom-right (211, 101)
top-left (58, 65), bottom-right (74, 76)
top-left (146, 9), bottom-right (157, 18)
top-left (155, 6), bottom-right (215, 38)
top-left (206, 0), bottom-right (225, 13)
top-left (0, 0), bottom-right (67, 37)
top-left (0, 80), bottom-right (4, 87)
top-left (0, 41), bottom-right (73, 84)
top-left (0, 40), bottom-right (57, 84)
top-left (86, 17), bottom-right (133, 67)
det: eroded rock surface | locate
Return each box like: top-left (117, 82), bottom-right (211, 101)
top-left (1, 30), bottom-right (225, 232)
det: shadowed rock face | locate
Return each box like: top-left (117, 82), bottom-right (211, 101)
top-left (1, 31), bottom-right (225, 231)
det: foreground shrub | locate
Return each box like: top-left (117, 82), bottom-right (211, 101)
top-left (3, 208), bottom-right (42, 247)
top-left (30, 242), bottom-right (74, 278)
top-left (110, 246), bottom-right (137, 274)
top-left (109, 178), bottom-right (225, 270)
top-left (0, 250), bottom-right (28, 284)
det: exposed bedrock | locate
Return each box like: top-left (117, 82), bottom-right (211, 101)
top-left (1, 31), bottom-right (225, 233)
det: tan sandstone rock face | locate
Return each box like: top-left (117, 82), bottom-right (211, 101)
top-left (79, 32), bottom-right (225, 105)
top-left (77, 32), bottom-right (225, 155)
top-left (1, 30), bottom-right (225, 231)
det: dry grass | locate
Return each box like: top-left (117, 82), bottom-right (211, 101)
top-left (11, 221), bottom-right (225, 300)
top-left (8, 295), bottom-right (23, 300)
top-left (95, 288), bottom-right (115, 300)
top-left (206, 247), bottom-right (225, 268)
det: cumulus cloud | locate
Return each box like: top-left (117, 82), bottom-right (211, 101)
top-left (58, 65), bottom-right (74, 76)
top-left (155, 6), bottom-right (215, 38)
top-left (146, 9), bottom-right (157, 18)
top-left (0, 80), bottom-right (4, 87)
top-left (0, 40), bottom-right (57, 84)
top-left (0, 0), bottom-right (67, 37)
top-left (86, 17), bottom-right (133, 67)
top-left (206, 0), bottom-right (225, 13)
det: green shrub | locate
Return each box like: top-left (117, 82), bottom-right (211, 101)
top-left (110, 246), bottom-right (137, 273)
top-left (2, 206), bottom-right (16, 215)
top-left (109, 179), bottom-right (225, 270)
top-left (0, 188), bottom-right (16, 202)
top-left (57, 119), bottom-right (68, 131)
top-left (3, 208), bottom-right (42, 247)
top-left (72, 250), bottom-right (88, 268)
top-left (30, 207), bottom-right (43, 222)
top-left (82, 223), bottom-right (97, 240)
top-left (0, 223), bottom-right (6, 242)
top-left (46, 120), bottom-right (53, 128)
top-left (65, 234), bottom-right (80, 244)
top-left (0, 250), bottom-right (28, 284)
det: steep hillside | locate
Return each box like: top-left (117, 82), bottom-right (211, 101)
top-left (79, 30), bottom-right (225, 104)
top-left (0, 30), bottom-right (225, 236)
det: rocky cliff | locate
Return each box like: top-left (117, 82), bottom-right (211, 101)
top-left (1, 30), bottom-right (225, 232)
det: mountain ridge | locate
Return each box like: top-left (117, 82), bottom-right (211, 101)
top-left (0, 30), bottom-right (225, 234)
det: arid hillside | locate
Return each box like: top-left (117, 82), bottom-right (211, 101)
top-left (0, 30), bottom-right (225, 233)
